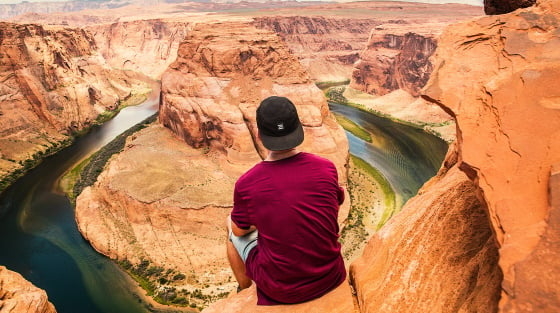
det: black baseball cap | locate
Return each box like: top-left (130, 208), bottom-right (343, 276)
top-left (256, 96), bottom-right (304, 151)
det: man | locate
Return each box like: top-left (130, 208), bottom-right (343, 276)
top-left (226, 96), bottom-right (346, 305)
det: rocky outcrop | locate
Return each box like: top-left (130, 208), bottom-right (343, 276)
top-left (484, 0), bottom-right (537, 14)
top-left (0, 22), bottom-right (147, 192)
top-left (87, 20), bottom-right (191, 79)
top-left (0, 266), bottom-right (57, 313)
top-left (350, 144), bottom-right (502, 313)
top-left (202, 282), bottom-right (355, 313)
top-left (346, 4), bottom-right (483, 97)
top-left (159, 22), bottom-right (349, 176)
top-left (422, 0), bottom-right (560, 311)
top-left (252, 16), bottom-right (379, 82)
top-left (350, 30), bottom-right (436, 97)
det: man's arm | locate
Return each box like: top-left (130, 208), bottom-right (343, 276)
top-left (229, 215), bottom-right (257, 237)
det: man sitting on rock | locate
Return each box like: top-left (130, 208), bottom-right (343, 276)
top-left (226, 95), bottom-right (346, 305)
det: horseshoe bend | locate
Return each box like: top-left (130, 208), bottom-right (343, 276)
top-left (0, 1), bottom-right (559, 313)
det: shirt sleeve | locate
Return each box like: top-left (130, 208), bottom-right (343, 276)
top-left (337, 185), bottom-right (345, 205)
top-left (231, 182), bottom-right (252, 230)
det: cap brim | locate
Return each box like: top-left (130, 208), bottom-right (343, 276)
top-left (259, 123), bottom-right (304, 151)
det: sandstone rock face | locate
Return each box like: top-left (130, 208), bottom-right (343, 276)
top-left (484, 0), bottom-right (537, 15)
top-left (350, 30), bottom-right (436, 97)
top-left (0, 22), bottom-right (146, 189)
top-left (0, 266), bottom-right (57, 313)
top-left (253, 16), bottom-right (379, 82)
top-left (347, 5), bottom-right (483, 97)
top-left (76, 124), bottom-right (243, 304)
top-left (159, 21), bottom-right (349, 178)
top-left (87, 20), bottom-right (191, 79)
top-left (202, 282), bottom-right (355, 313)
top-left (422, 0), bottom-right (560, 311)
top-left (350, 145), bottom-right (502, 313)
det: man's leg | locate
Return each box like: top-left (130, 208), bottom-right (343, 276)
top-left (226, 216), bottom-right (252, 289)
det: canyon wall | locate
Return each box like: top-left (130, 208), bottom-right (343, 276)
top-left (0, 266), bottom-right (57, 313)
top-left (75, 21), bottom-right (349, 309)
top-left (423, 0), bottom-right (560, 310)
top-left (159, 21), bottom-right (349, 174)
top-left (252, 16), bottom-right (379, 82)
top-left (87, 20), bottom-right (191, 79)
top-left (350, 29), bottom-right (437, 97)
top-left (0, 22), bottom-right (147, 192)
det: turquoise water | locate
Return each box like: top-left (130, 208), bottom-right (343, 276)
top-left (329, 102), bottom-right (448, 207)
top-left (0, 87), bottom-right (164, 313)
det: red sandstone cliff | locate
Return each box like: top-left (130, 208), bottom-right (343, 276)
top-left (346, 4), bottom-right (482, 97)
top-left (350, 29), bottom-right (437, 97)
top-left (0, 22), bottom-right (147, 191)
top-left (252, 16), bottom-right (378, 82)
top-left (86, 20), bottom-right (191, 79)
top-left (423, 0), bottom-right (560, 310)
top-left (0, 266), bottom-right (57, 313)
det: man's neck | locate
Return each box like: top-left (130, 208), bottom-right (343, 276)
top-left (265, 148), bottom-right (300, 161)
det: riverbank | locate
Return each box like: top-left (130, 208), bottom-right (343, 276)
top-left (341, 155), bottom-right (394, 264)
top-left (0, 83), bottom-right (152, 198)
top-left (327, 85), bottom-right (456, 143)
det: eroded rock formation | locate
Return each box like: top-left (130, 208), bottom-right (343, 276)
top-left (87, 20), bottom-right (191, 79)
top-left (159, 22), bottom-right (349, 175)
top-left (253, 16), bottom-right (378, 82)
top-left (423, 0), bottom-right (560, 310)
top-left (0, 22), bottom-right (147, 191)
top-left (0, 266), bottom-right (57, 313)
top-left (350, 30), bottom-right (437, 97)
top-left (350, 143), bottom-right (502, 313)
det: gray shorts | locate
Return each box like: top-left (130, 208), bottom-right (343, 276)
top-left (229, 230), bottom-right (258, 262)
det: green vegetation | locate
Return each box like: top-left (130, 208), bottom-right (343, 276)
top-left (1, 87), bottom-right (151, 195)
top-left (66, 113), bottom-right (157, 203)
top-left (0, 138), bottom-right (73, 194)
top-left (315, 79), bottom-right (350, 90)
top-left (117, 258), bottom-right (230, 311)
top-left (324, 85), bottom-right (454, 141)
top-left (340, 154), bottom-right (398, 260)
top-left (333, 113), bottom-right (372, 142)
top-left (350, 155), bottom-right (396, 230)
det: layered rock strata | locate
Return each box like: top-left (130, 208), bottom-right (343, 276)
top-left (87, 20), bottom-right (191, 79)
top-left (350, 144), bottom-right (502, 313)
top-left (159, 22), bottom-right (349, 178)
top-left (0, 22), bottom-right (146, 191)
top-left (253, 16), bottom-right (379, 82)
top-left (350, 29), bottom-right (437, 97)
top-left (76, 21), bottom-right (349, 308)
top-left (423, 0), bottom-right (560, 310)
top-left (0, 266), bottom-right (57, 313)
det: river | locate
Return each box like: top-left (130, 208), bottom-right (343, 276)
top-left (0, 93), bottom-right (447, 313)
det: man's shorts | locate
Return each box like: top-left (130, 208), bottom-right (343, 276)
top-left (229, 230), bottom-right (258, 262)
